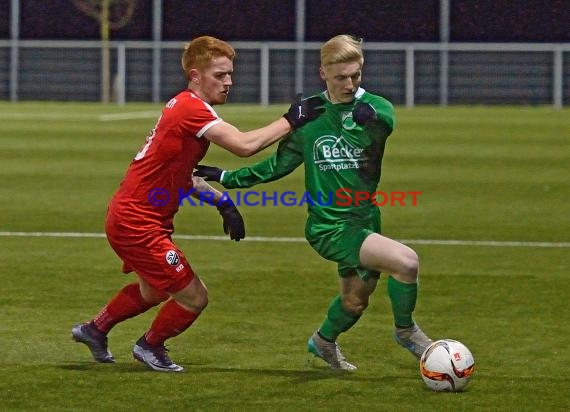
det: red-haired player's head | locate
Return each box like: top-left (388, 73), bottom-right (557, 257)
top-left (181, 36), bottom-right (236, 105)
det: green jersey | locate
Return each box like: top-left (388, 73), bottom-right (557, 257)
top-left (222, 88), bottom-right (395, 223)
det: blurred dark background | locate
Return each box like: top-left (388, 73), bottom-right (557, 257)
top-left (1, 0), bottom-right (569, 42)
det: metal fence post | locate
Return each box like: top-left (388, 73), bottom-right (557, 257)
top-left (405, 46), bottom-right (415, 108)
top-left (260, 43), bottom-right (270, 106)
top-left (553, 46), bottom-right (563, 110)
top-left (9, 0), bottom-right (20, 102)
top-left (116, 42), bottom-right (126, 105)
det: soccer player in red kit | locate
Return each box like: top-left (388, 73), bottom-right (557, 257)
top-left (71, 36), bottom-right (324, 372)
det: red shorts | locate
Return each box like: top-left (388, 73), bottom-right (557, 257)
top-left (106, 222), bottom-right (195, 294)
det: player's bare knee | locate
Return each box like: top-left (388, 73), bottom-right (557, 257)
top-left (399, 249), bottom-right (419, 281)
top-left (171, 277), bottom-right (209, 312)
top-left (194, 280), bottom-right (209, 311)
top-left (139, 283), bottom-right (169, 305)
top-left (341, 295), bottom-right (368, 316)
top-left (188, 287), bottom-right (209, 311)
top-left (192, 297), bottom-right (209, 312)
top-left (141, 290), bottom-right (169, 305)
top-left (195, 290), bottom-right (209, 311)
top-left (173, 292), bottom-right (208, 313)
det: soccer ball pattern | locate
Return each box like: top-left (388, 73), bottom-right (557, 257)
top-left (419, 339), bottom-right (475, 392)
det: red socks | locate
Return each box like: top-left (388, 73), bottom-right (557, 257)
top-left (93, 283), bottom-right (158, 334)
top-left (145, 300), bottom-right (200, 346)
top-left (91, 283), bottom-right (200, 347)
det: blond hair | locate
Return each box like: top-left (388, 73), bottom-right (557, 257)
top-left (181, 36), bottom-right (236, 77)
top-left (320, 34), bottom-right (364, 67)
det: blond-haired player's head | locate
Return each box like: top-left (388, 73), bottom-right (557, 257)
top-left (319, 35), bottom-right (364, 103)
top-left (182, 36), bottom-right (236, 105)
top-left (320, 34), bottom-right (364, 68)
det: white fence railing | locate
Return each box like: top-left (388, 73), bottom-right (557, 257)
top-left (1, 40), bottom-right (568, 107)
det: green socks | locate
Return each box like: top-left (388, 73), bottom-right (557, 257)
top-left (318, 295), bottom-right (361, 341)
top-left (387, 276), bottom-right (417, 328)
top-left (317, 277), bottom-right (418, 341)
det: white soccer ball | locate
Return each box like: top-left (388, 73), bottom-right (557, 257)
top-left (419, 339), bottom-right (475, 392)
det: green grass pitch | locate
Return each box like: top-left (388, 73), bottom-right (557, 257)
top-left (0, 102), bottom-right (569, 411)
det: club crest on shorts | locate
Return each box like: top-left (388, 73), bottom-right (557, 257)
top-left (165, 250), bottom-right (180, 266)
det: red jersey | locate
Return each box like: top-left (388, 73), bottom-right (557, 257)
top-left (107, 90), bottom-right (220, 234)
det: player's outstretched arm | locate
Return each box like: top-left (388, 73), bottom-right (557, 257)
top-left (194, 165), bottom-right (224, 183)
top-left (195, 134), bottom-right (304, 190)
top-left (204, 94), bottom-right (324, 157)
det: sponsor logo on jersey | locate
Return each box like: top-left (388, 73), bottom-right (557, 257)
top-left (165, 250), bottom-right (180, 266)
top-left (313, 134), bottom-right (368, 171)
top-left (341, 111), bottom-right (358, 131)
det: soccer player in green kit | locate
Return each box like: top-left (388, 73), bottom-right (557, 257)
top-left (195, 34), bottom-right (432, 370)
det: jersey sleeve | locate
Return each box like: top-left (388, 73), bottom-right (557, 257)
top-left (176, 96), bottom-right (221, 138)
top-left (221, 134), bottom-right (304, 189)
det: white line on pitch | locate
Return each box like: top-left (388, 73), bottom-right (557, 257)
top-left (0, 113), bottom-right (94, 121)
top-left (0, 231), bottom-right (569, 248)
top-left (99, 111), bottom-right (159, 121)
top-left (0, 111), bottom-right (159, 122)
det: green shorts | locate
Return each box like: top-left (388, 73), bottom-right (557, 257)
top-left (305, 208), bottom-right (381, 280)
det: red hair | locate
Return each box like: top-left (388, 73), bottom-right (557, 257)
top-left (181, 36), bottom-right (236, 77)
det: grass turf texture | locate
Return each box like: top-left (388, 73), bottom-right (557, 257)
top-left (0, 102), bottom-right (569, 411)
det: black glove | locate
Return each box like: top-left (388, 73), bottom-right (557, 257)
top-left (217, 201), bottom-right (245, 241)
top-left (194, 165), bottom-right (224, 182)
top-left (352, 102), bottom-right (377, 126)
top-left (283, 93), bottom-right (325, 129)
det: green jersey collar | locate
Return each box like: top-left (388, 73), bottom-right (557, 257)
top-left (322, 87), bottom-right (366, 103)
